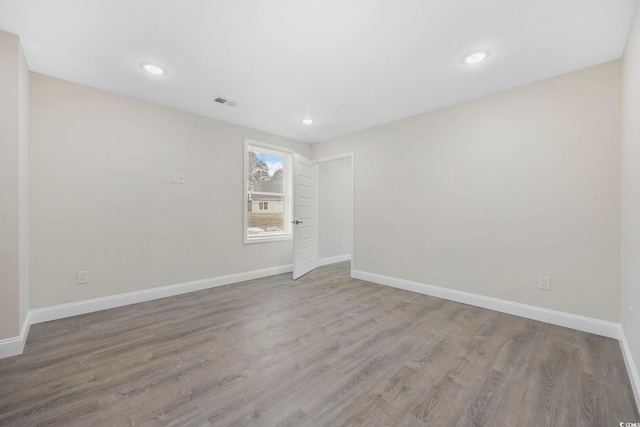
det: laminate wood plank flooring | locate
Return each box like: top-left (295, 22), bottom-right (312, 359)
top-left (0, 262), bottom-right (638, 426)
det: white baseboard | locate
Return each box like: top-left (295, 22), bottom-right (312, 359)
top-left (30, 264), bottom-right (293, 324)
top-left (0, 311), bottom-right (32, 359)
top-left (0, 264), bottom-right (292, 359)
top-left (619, 327), bottom-right (640, 411)
top-left (319, 254), bottom-right (351, 266)
top-left (352, 269), bottom-right (621, 339)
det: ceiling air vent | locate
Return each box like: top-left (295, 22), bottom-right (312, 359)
top-left (213, 96), bottom-right (237, 107)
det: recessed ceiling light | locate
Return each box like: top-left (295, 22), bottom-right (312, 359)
top-left (140, 62), bottom-right (167, 75)
top-left (463, 51), bottom-right (490, 65)
top-left (302, 118), bottom-right (314, 125)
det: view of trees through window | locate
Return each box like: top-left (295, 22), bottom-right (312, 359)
top-left (246, 146), bottom-right (288, 239)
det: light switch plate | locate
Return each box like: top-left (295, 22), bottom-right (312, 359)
top-left (77, 271), bottom-right (89, 284)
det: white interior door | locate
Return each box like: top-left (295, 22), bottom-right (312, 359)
top-left (293, 154), bottom-right (319, 279)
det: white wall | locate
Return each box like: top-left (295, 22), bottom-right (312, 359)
top-left (621, 6), bottom-right (640, 401)
top-left (18, 41), bottom-right (29, 328)
top-left (0, 30), bottom-right (20, 339)
top-left (0, 30), bottom-right (29, 340)
top-left (318, 157), bottom-right (353, 260)
top-left (312, 61), bottom-right (622, 322)
top-left (29, 73), bottom-right (310, 308)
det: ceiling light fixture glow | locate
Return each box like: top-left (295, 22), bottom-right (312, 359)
top-left (463, 51), bottom-right (490, 64)
top-left (302, 118), bottom-right (314, 125)
top-left (141, 62), bottom-right (167, 75)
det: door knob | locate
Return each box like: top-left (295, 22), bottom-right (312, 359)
top-left (292, 220), bottom-right (303, 224)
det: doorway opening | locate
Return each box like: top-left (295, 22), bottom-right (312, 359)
top-left (316, 153), bottom-right (354, 272)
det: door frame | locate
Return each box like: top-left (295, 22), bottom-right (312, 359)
top-left (314, 152), bottom-right (355, 276)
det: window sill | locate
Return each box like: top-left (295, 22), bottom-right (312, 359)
top-left (244, 234), bottom-right (293, 244)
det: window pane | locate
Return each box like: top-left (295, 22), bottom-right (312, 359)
top-left (244, 140), bottom-right (292, 243)
top-left (247, 148), bottom-right (284, 194)
top-left (253, 180), bottom-right (283, 194)
top-left (247, 194), bottom-right (285, 238)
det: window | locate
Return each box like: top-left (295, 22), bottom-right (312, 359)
top-left (244, 139), bottom-right (293, 243)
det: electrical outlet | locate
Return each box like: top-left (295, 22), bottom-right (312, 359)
top-left (77, 271), bottom-right (89, 285)
top-left (370, 252), bottom-right (376, 262)
top-left (340, 240), bottom-right (344, 248)
top-left (538, 275), bottom-right (550, 290)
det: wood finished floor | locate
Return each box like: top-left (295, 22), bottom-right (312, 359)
top-left (0, 262), bottom-right (638, 426)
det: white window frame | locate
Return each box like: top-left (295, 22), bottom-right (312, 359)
top-left (244, 139), bottom-right (293, 244)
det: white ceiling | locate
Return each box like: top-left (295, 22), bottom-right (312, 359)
top-left (0, 0), bottom-right (636, 143)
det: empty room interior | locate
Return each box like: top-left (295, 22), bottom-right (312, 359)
top-left (2, 0), bottom-right (640, 425)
